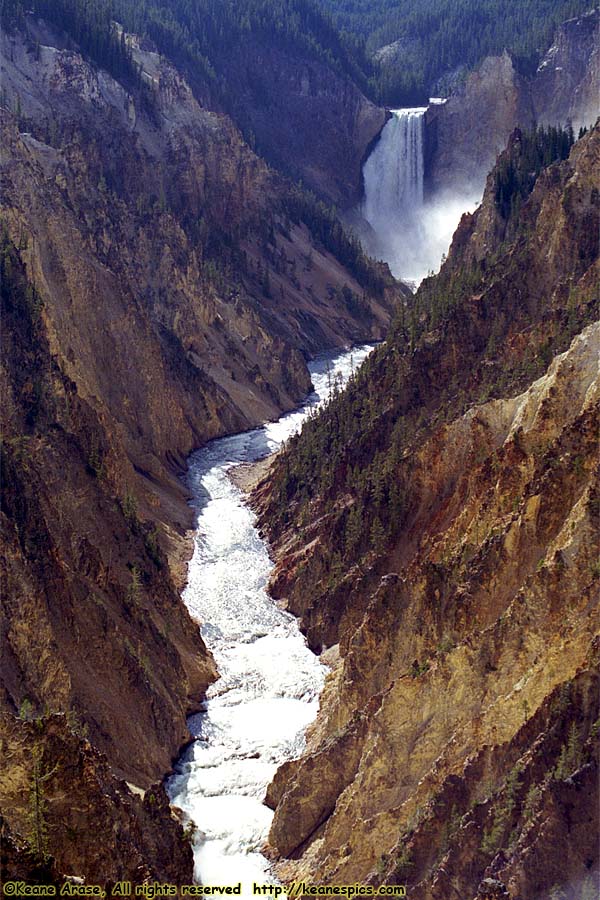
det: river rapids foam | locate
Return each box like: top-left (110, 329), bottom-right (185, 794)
top-left (168, 346), bottom-right (374, 892)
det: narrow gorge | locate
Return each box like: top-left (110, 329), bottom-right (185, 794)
top-left (0, 6), bottom-right (401, 883)
top-left (168, 347), bottom-right (372, 889)
top-left (1, 1), bottom-right (598, 897)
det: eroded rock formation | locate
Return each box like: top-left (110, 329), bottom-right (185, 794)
top-left (424, 8), bottom-right (599, 196)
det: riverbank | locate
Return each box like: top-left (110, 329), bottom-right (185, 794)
top-left (229, 455), bottom-right (276, 494)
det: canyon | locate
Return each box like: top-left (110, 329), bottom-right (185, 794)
top-left (0, 1), bottom-right (598, 895)
top-left (0, 10), bottom-right (402, 884)
top-left (167, 346), bottom-right (372, 889)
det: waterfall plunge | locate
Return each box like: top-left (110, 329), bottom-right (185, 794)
top-left (357, 106), bottom-right (480, 287)
top-left (362, 107), bottom-right (427, 229)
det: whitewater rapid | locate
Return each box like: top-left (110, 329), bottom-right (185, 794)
top-left (168, 345), bottom-right (373, 893)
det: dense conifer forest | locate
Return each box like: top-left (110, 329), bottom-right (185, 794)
top-left (1, 0), bottom-right (142, 87)
top-left (3, 0), bottom-right (592, 110)
top-left (0, 0), bottom-right (370, 102)
top-left (493, 124), bottom-right (577, 220)
top-left (117, 0), bottom-right (369, 88)
top-left (320, 0), bottom-right (594, 103)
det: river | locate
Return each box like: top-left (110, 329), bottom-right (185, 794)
top-left (167, 344), bottom-right (374, 893)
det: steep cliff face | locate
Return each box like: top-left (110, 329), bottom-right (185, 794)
top-left (532, 8), bottom-right (600, 132)
top-left (424, 9), bottom-right (599, 196)
top-left (0, 236), bottom-right (212, 882)
top-left (424, 52), bottom-right (533, 196)
top-left (0, 15), bottom-right (402, 882)
top-left (0, 715), bottom-right (195, 883)
top-left (254, 127), bottom-right (599, 897)
top-left (210, 38), bottom-right (386, 206)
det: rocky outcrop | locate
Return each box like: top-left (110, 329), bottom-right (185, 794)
top-left (266, 712), bottom-right (371, 857)
top-left (532, 8), bottom-right (600, 133)
top-left (424, 52), bottom-right (533, 196)
top-left (253, 128), bottom-right (599, 896)
top-left (0, 715), bottom-right (194, 883)
top-left (424, 9), bottom-right (599, 196)
top-left (266, 322), bottom-right (599, 892)
top-left (0, 15), bottom-right (401, 881)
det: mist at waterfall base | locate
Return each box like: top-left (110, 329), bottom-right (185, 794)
top-left (357, 108), bottom-right (480, 287)
top-left (167, 346), bottom-right (373, 893)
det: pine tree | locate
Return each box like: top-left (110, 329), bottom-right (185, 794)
top-left (28, 745), bottom-right (58, 862)
top-left (370, 515), bottom-right (385, 550)
top-left (344, 503), bottom-right (362, 557)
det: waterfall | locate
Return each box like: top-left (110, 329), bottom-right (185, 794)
top-left (352, 102), bottom-right (479, 286)
top-left (362, 107), bottom-right (427, 232)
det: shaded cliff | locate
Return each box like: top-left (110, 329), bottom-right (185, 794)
top-left (152, 4), bottom-right (386, 210)
top-left (106, 0), bottom-right (386, 207)
top-left (0, 232), bottom-right (212, 880)
top-left (0, 12), bottom-right (403, 882)
top-left (424, 51), bottom-right (532, 197)
top-left (424, 8), bottom-right (599, 196)
top-left (0, 715), bottom-right (195, 884)
top-left (254, 126), bottom-right (599, 897)
top-left (210, 37), bottom-right (386, 207)
top-left (532, 7), bottom-right (600, 133)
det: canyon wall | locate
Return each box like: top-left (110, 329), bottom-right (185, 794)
top-left (0, 16), bottom-right (403, 882)
top-left (424, 8), bottom-right (599, 196)
top-left (212, 38), bottom-right (387, 206)
top-left (254, 126), bottom-right (600, 898)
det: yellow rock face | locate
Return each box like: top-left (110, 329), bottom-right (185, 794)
top-left (266, 322), bottom-right (599, 896)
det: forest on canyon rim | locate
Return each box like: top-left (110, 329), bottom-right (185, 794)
top-left (0, 0), bottom-right (598, 898)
